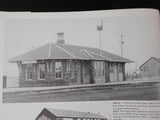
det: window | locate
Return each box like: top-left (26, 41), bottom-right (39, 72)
top-left (55, 62), bottom-right (63, 79)
top-left (66, 60), bottom-right (74, 78)
top-left (83, 62), bottom-right (89, 76)
top-left (71, 61), bottom-right (75, 78)
top-left (118, 64), bottom-right (123, 73)
top-left (38, 63), bottom-right (45, 80)
top-left (76, 61), bottom-right (80, 68)
top-left (66, 60), bottom-right (71, 71)
top-left (26, 64), bottom-right (33, 80)
top-left (94, 61), bottom-right (105, 76)
top-left (109, 63), bottom-right (114, 73)
top-left (144, 67), bottom-right (149, 72)
top-left (102, 62), bottom-right (105, 76)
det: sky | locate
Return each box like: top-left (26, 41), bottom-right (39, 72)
top-left (1, 9), bottom-right (160, 84)
top-left (0, 101), bottom-right (113, 120)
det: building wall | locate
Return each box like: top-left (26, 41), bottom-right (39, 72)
top-left (105, 62), bottom-right (110, 82)
top-left (17, 60), bottom-right (126, 87)
top-left (82, 60), bottom-right (91, 84)
top-left (122, 63), bottom-right (126, 81)
top-left (18, 60), bottom-right (83, 87)
top-left (37, 114), bottom-right (52, 120)
top-left (140, 58), bottom-right (160, 79)
top-left (108, 62), bottom-right (125, 82)
top-left (89, 61), bottom-right (94, 84)
top-left (36, 109), bottom-right (106, 120)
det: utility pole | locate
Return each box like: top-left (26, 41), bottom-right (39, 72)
top-left (118, 34), bottom-right (124, 57)
top-left (97, 19), bottom-right (103, 56)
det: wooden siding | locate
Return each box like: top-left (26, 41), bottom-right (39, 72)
top-left (140, 58), bottom-right (160, 78)
top-left (105, 62), bottom-right (110, 82)
top-left (122, 63), bottom-right (126, 80)
top-left (18, 60), bottom-right (82, 87)
top-left (17, 60), bottom-right (125, 87)
top-left (108, 62), bottom-right (125, 82)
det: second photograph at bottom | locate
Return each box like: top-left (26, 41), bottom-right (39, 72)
top-left (0, 101), bottom-right (112, 120)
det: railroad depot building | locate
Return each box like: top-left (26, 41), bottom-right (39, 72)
top-left (10, 33), bottom-right (132, 87)
top-left (139, 57), bottom-right (160, 79)
top-left (35, 108), bottom-right (107, 120)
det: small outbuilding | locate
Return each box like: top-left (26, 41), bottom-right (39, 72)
top-left (139, 57), bottom-right (160, 79)
top-left (35, 108), bottom-right (107, 120)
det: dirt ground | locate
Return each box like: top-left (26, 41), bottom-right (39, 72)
top-left (3, 81), bottom-right (160, 103)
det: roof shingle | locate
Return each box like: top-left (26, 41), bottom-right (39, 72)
top-left (9, 42), bottom-right (132, 63)
top-left (45, 108), bottom-right (106, 119)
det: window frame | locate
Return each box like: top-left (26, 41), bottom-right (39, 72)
top-left (118, 63), bottom-right (123, 73)
top-left (71, 60), bottom-right (75, 79)
top-left (66, 60), bottom-right (71, 71)
top-left (55, 61), bottom-right (63, 79)
top-left (144, 67), bottom-right (149, 72)
top-left (94, 61), bottom-right (105, 77)
top-left (109, 63), bottom-right (114, 73)
top-left (26, 64), bottom-right (33, 80)
top-left (38, 63), bottom-right (45, 80)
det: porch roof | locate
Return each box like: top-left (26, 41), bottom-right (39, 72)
top-left (9, 43), bottom-right (132, 63)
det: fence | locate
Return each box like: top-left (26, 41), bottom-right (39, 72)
top-left (126, 68), bottom-right (160, 80)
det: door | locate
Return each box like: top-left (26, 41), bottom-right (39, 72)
top-left (82, 62), bottom-right (90, 84)
top-left (109, 63), bottom-right (118, 82)
top-left (118, 73), bottom-right (123, 81)
top-left (118, 64), bottom-right (123, 81)
top-left (94, 61), bottom-right (105, 83)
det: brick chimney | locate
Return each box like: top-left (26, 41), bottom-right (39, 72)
top-left (57, 32), bottom-right (65, 44)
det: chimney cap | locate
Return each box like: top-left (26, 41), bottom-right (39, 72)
top-left (57, 32), bottom-right (65, 44)
top-left (57, 32), bottom-right (64, 35)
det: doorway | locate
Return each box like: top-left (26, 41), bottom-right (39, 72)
top-left (94, 61), bottom-right (105, 83)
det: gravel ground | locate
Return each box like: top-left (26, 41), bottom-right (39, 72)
top-left (3, 81), bottom-right (160, 103)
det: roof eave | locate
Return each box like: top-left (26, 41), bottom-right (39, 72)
top-left (56, 116), bottom-right (106, 119)
top-left (9, 59), bottom-right (133, 63)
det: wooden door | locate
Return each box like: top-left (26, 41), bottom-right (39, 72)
top-left (94, 61), bottom-right (105, 83)
top-left (82, 62), bottom-right (90, 84)
top-left (109, 63), bottom-right (118, 82)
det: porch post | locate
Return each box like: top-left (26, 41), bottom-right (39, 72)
top-left (105, 62), bottom-right (110, 82)
top-left (116, 63), bottom-right (119, 81)
top-left (122, 63), bottom-right (126, 81)
top-left (81, 60), bottom-right (83, 84)
top-left (89, 61), bottom-right (94, 84)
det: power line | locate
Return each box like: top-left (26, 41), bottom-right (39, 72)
top-left (97, 18), bottom-right (103, 56)
top-left (118, 34), bottom-right (124, 57)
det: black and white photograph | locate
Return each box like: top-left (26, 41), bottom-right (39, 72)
top-left (0, 102), bottom-right (112, 120)
top-left (2, 9), bottom-right (160, 103)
